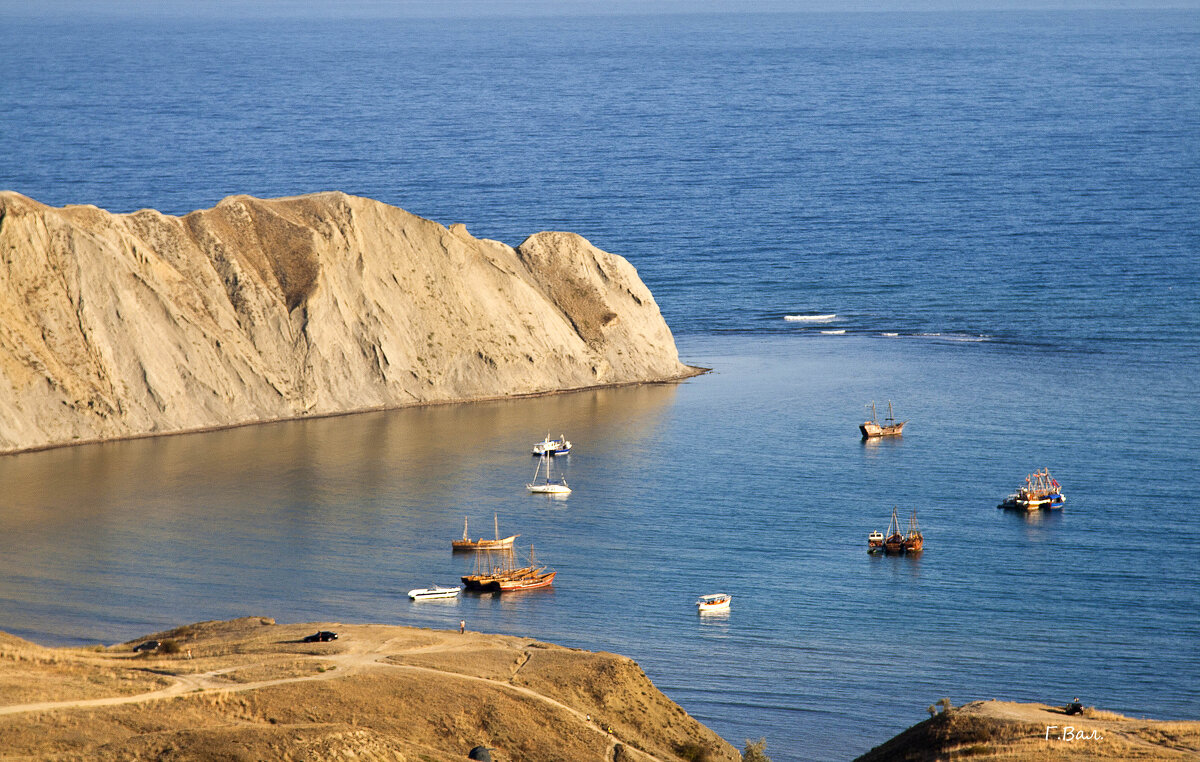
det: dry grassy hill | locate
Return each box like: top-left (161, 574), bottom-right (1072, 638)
top-left (0, 617), bottom-right (737, 761)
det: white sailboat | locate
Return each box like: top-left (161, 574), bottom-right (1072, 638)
top-left (527, 452), bottom-right (571, 494)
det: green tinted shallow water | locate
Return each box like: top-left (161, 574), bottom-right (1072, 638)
top-left (1, 333), bottom-right (1196, 760)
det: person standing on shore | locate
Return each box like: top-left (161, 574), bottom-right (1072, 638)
top-left (459, 620), bottom-right (465, 634)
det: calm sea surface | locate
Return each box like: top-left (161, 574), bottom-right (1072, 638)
top-left (2, 9), bottom-right (1199, 760)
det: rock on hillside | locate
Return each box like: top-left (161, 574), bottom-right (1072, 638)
top-left (0, 192), bottom-right (697, 454)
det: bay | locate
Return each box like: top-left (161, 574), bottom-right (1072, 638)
top-left (2, 7), bottom-right (1199, 760)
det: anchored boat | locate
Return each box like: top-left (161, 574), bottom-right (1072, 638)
top-left (860, 401), bottom-right (907, 439)
top-left (696, 593), bottom-right (731, 613)
top-left (997, 469), bottom-right (1065, 510)
top-left (877, 507), bottom-right (922, 554)
top-left (451, 514), bottom-right (518, 552)
top-left (408, 584), bottom-right (462, 601)
top-left (531, 433), bottom-right (572, 456)
top-left (868, 530), bottom-right (885, 552)
top-left (461, 545), bottom-right (556, 593)
top-left (527, 453), bottom-right (571, 494)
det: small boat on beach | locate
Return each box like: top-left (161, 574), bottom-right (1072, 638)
top-left (527, 453), bottom-right (571, 494)
top-left (407, 584), bottom-right (462, 600)
top-left (860, 401), bottom-right (906, 439)
top-left (531, 433), bottom-right (572, 456)
top-left (998, 468), bottom-right (1065, 510)
top-left (451, 514), bottom-right (519, 552)
top-left (696, 593), bottom-right (731, 613)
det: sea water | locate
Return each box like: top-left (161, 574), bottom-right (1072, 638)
top-left (1, 9), bottom-right (1198, 760)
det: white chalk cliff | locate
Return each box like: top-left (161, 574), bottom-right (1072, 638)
top-left (0, 191), bottom-right (696, 454)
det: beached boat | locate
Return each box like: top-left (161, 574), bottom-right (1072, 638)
top-left (696, 593), bottom-right (732, 612)
top-left (461, 545), bottom-right (556, 593)
top-left (860, 401), bottom-right (907, 439)
top-left (531, 433), bottom-right (572, 456)
top-left (527, 453), bottom-right (571, 494)
top-left (451, 514), bottom-right (519, 552)
top-left (868, 530), bottom-right (885, 552)
top-left (407, 584), bottom-right (462, 600)
top-left (997, 468), bottom-right (1065, 511)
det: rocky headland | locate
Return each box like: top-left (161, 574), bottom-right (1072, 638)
top-left (855, 699), bottom-right (1200, 761)
top-left (0, 192), bottom-right (699, 454)
top-left (0, 618), bottom-right (738, 761)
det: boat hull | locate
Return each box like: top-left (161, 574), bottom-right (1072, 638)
top-left (408, 586), bottom-right (461, 600)
top-left (696, 594), bottom-right (732, 612)
top-left (497, 571), bottom-right (556, 591)
top-left (451, 535), bottom-right (519, 552)
top-left (527, 484), bottom-right (571, 494)
top-left (861, 421), bottom-right (906, 439)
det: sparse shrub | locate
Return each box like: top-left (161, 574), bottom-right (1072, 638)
top-left (742, 737), bottom-right (772, 762)
top-left (928, 704), bottom-right (938, 717)
top-left (938, 697), bottom-right (953, 713)
top-left (160, 639), bottom-right (182, 654)
top-left (675, 741), bottom-right (712, 762)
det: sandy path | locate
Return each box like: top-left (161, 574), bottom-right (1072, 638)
top-left (0, 638), bottom-right (668, 762)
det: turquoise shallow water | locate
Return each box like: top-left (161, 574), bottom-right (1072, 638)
top-left (2, 7), bottom-right (1199, 760)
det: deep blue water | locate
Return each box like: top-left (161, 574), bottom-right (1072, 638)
top-left (2, 9), bottom-right (1199, 761)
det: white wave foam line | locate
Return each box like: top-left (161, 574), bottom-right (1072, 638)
top-left (881, 332), bottom-right (899, 337)
top-left (783, 314), bottom-right (836, 322)
top-left (920, 333), bottom-right (989, 342)
top-left (820, 329), bottom-right (846, 335)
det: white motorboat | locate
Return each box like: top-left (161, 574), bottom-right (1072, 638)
top-left (531, 433), bottom-right (572, 456)
top-left (527, 453), bottom-right (571, 494)
top-left (696, 593), bottom-right (731, 613)
top-left (407, 584), bottom-right (462, 601)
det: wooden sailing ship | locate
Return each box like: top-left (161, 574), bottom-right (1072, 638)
top-left (997, 468), bottom-right (1064, 511)
top-left (860, 401), bottom-right (907, 439)
top-left (461, 544), bottom-right (555, 592)
top-left (451, 514), bottom-right (518, 552)
top-left (875, 507), bottom-right (923, 555)
top-left (902, 509), bottom-right (923, 553)
top-left (883, 507), bottom-right (905, 554)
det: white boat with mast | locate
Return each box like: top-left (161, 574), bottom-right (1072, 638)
top-left (527, 452), bottom-right (571, 494)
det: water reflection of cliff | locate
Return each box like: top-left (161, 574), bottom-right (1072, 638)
top-left (0, 383), bottom-right (680, 644)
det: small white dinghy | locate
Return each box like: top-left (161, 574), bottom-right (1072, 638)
top-left (696, 593), bottom-right (731, 613)
top-left (408, 584), bottom-right (462, 601)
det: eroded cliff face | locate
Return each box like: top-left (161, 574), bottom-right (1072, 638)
top-left (0, 191), bottom-right (694, 453)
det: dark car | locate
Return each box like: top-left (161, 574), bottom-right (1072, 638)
top-left (302, 630), bottom-right (338, 643)
top-left (133, 639), bottom-right (161, 652)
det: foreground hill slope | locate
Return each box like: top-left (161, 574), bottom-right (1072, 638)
top-left (0, 192), bottom-right (696, 454)
top-left (855, 699), bottom-right (1200, 761)
top-left (0, 618), bottom-right (738, 761)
